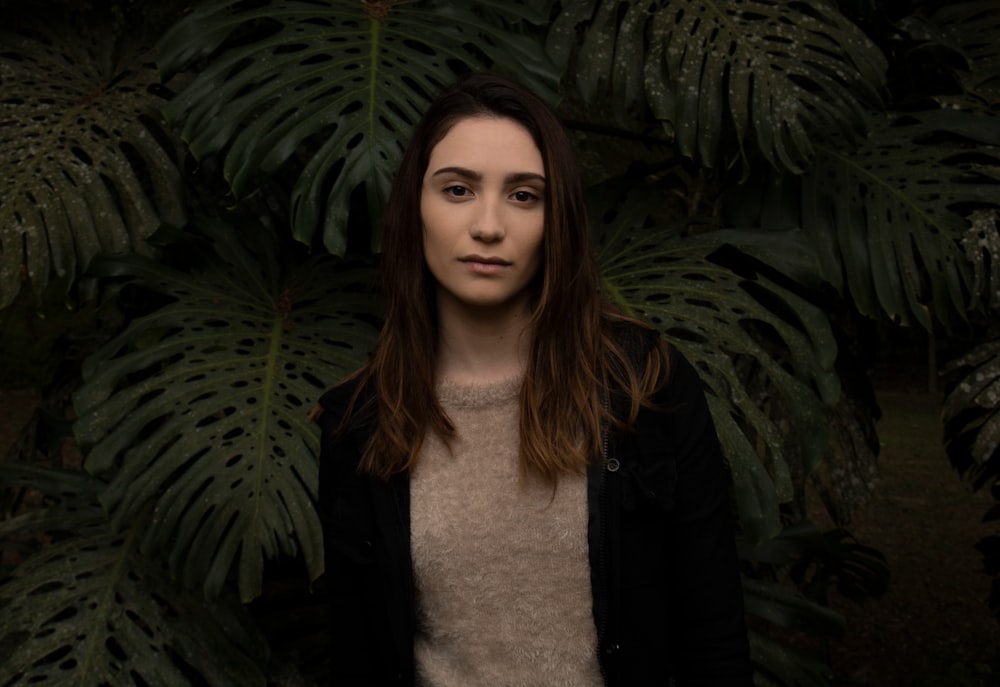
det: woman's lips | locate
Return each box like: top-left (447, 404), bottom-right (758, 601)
top-left (460, 255), bottom-right (511, 275)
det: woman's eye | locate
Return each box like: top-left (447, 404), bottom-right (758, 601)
top-left (512, 190), bottom-right (538, 202)
top-left (444, 186), bottom-right (469, 197)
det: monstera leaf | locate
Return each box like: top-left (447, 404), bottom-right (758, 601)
top-left (593, 184), bottom-right (839, 543)
top-left (944, 211), bottom-right (1000, 482)
top-left (546, 0), bottom-right (886, 172)
top-left (741, 521), bottom-right (893, 686)
top-left (943, 336), bottom-right (1000, 487)
top-left (748, 630), bottom-right (837, 687)
top-left (0, 464), bottom-right (267, 687)
top-left (157, 0), bottom-right (558, 254)
top-left (802, 108), bottom-right (1000, 331)
top-left (899, 1), bottom-right (1000, 106)
top-left (0, 463), bottom-right (108, 548)
top-left (0, 22), bottom-right (186, 310)
top-left (941, 334), bottom-right (1000, 623)
top-left (73, 221), bottom-right (379, 602)
top-left (960, 209), bottom-right (1000, 316)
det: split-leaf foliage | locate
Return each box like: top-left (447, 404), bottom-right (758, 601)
top-left (2, 1), bottom-right (999, 684)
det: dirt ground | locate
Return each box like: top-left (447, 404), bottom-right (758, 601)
top-left (2, 375), bottom-right (999, 685)
top-left (819, 385), bottom-right (1000, 686)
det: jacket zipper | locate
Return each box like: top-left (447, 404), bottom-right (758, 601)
top-left (391, 473), bottom-right (414, 685)
top-left (598, 391), bottom-right (611, 685)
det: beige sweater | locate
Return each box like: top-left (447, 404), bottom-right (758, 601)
top-left (409, 375), bottom-right (603, 687)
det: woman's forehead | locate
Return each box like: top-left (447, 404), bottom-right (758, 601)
top-left (426, 116), bottom-right (543, 175)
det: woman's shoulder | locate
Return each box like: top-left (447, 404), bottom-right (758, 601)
top-left (318, 374), bottom-right (364, 412)
top-left (607, 317), bottom-right (660, 349)
top-left (605, 317), bottom-right (707, 402)
top-left (606, 317), bottom-right (665, 368)
top-left (315, 371), bottom-right (375, 433)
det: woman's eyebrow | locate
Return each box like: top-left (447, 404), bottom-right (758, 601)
top-left (506, 172), bottom-right (546, 185)
top-left (429, 166), bottom-right (545, 185)
top-left (430, 166), bottom-right (481, 181)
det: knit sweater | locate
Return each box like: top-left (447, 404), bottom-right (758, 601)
top-left (409, 375), bottom-right (603, 687)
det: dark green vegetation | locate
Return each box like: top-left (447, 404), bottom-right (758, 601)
top-left (821, 366), bottom-right (1000, 686)
top-left (1, 1), bottom-right (998, 685)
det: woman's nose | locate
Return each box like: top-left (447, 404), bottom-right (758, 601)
top-left (469, 198), bottom-right (504, 242)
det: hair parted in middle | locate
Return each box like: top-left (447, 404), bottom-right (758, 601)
top-left (345, 71), bottom-right (670, 485)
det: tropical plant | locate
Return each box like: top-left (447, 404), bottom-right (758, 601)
top-left (942, 207), bottom-right (1000, 615)
top-left (546, 0), bottom-right (887, 172)
top-left (589, 181), bottom-right (840, 543)
top-left (2, 0), bottom-right (1000, 685)
top-left (0, 13), bottom-right (187, 310)
top-left (155, 0), bottom-right (559, 253)
top-left (0, 463), bottom-right (270, 685)
top-left (73, 221), bottom-right (380, 603)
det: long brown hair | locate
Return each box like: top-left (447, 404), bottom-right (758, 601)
top-left (345, 72), bottom-right (669, 484)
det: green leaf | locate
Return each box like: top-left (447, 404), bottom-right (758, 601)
top-left (804, 109), bottom-right (1000, 330)
top-left (0, 524), bottom-right (268, 686)
top-left (72, 220), bottom-right (379, 601)
top-left (742, 577), bottom-right (845, 638)
top-left (548, 0), bottom-right (887, 172)
top-left (0, 464), bottom-right (107, 543)
top-left (0, 23), bottom-right (186, 310)
top-left (960, 210), bottom-right (1000, 313)
top-left (592, 184), bottom-right (840, 543)
top-left (943, 336), bottom-right (1000, 485)
top-left (0, 464), bottom-right (267, 687)
top-left (749, 628), bottom-right (836, 687)
top-left (157, 0), bottom-right (559, 254)
top-left (706, 227), bottom-right (827, 290)
top-left (899, 2), bottom-right (1000, 107)
top-left (749, 522), bottom-right (889, 605)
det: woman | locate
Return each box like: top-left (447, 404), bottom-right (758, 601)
top-left (314, 72), bottom-right (752, 686)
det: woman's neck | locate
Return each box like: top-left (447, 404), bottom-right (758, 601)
top-left (435, 298), bottom-right (533, 386)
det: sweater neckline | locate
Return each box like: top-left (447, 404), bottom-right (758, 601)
top-left (436, 374), bottom-right (522, 408)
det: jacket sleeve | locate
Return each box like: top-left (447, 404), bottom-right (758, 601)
top-left (316, 391), bottom-right (390, 685)
top-left (657, 347), bottom-right (753, 686)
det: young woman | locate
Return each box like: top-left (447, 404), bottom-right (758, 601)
top-left (313, 73), bottom-right (752, 686)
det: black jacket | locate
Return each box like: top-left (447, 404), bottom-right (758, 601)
top-left (317, 337), bottom-right (752, 686)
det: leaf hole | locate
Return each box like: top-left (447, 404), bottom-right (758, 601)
top-left (29, 581), bottom-right (65, 596)
top-left (32, 643), bottom-right (72, 666)
top-left (106, 636), bottom-right (127, 661)
top-left (44, 606), bottom-right (79, 625)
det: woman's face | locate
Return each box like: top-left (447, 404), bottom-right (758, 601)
top-left (420, 116), bottom-right (545, 319)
